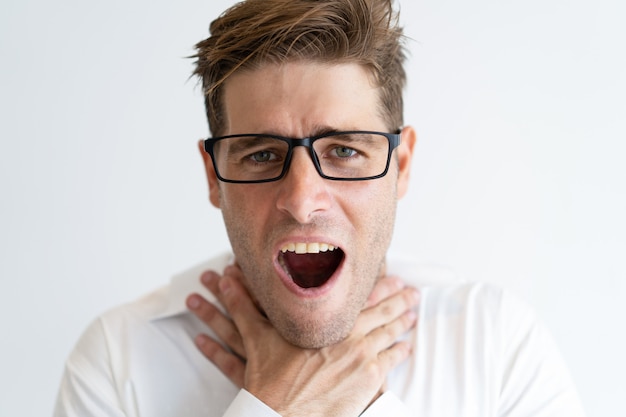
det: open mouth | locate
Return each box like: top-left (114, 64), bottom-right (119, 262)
top-left (278, 243), bottom-right (344, 289)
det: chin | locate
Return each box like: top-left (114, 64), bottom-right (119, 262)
top-left (269, 307), bottom-right (357, 349)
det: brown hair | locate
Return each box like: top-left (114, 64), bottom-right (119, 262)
top-left (192, 0), bottom-right (407, 136)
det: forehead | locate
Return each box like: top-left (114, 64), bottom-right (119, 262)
top-left (221, 62), bottom-right (385, 136)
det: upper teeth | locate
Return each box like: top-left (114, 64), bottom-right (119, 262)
top-left (281, 242), bottom-right (336, 254)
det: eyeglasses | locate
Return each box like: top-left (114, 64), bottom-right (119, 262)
top-left (203, 130), bottom-right (401, 184)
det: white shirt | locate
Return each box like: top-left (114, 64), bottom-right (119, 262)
top-left (54, 253), bottom-right (586, 416)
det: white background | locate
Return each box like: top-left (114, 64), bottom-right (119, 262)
top-left (1, 0), bottom-right (624, 415)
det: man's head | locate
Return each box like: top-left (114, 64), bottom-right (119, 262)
top-left (193, 0), bottom-right (406, 137)
top-left (194, 0), bottom-right (416, 349)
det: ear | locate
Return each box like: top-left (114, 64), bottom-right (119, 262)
top-left (197, 140), bottom-right (221, 208)
top-left (396, 126), bottom-right (417, 199)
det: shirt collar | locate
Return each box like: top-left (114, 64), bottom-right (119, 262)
top-left (150, 252), bottom-right (234, 321)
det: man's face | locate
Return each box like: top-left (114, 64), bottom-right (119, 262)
top-left (201, 62), bottom-right (415, 348)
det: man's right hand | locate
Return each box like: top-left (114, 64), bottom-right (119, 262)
top-left (186, 265), bottom-right (419, 417)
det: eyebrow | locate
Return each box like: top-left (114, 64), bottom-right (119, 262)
top-left (308, 125), bottom-right (339, 138)
top-left (223, 136), bottom-right (279, 154)
top-left (327, 132), bottom-right (379, 144)
top-left (260, 125), bottom-right (361, 139)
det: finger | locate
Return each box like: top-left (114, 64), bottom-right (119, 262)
top-left (367, 309), bottom-right (417, 353)
top-left (223, 264), bottom-right (245, 283)
top-left (200, 269), bottom-right (237, 312)
top-left (195, 334), bottom-right (245, 388)
top-left (218, 272), bottom-right (269, 340)
top-left (200, 270), bottom-right (221, 296)
top-left (363, 275), bottom-right (404, 309)
top-left (186, 293), bottom-right (245, 358)
top-left (200, 266), bottom-right (244, 306)
top-left (354, 287), bottom-right (420, 336)
top-left (224, 263), bottom-right (266, 312)
top-left (376, 339), bottom-right (413, 376)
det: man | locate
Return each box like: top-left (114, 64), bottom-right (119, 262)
top-left (54, 0), bottom-right (586, 416)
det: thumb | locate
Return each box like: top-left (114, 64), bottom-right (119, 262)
top-left (218, 273), bottom-right (266, 339)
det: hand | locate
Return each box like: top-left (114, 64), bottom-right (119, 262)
top-left (186, 266), bottom-right (247, 387)
top-left (187, 265), bottom-right (419, 417)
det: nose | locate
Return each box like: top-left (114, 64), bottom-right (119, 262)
top-left (275, 147), bottom-right (332, 224)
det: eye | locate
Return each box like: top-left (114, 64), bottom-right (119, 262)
top-left (249, 150), bottom-right (276, 163)
top-left (333, 146), bottom-right (357, 158)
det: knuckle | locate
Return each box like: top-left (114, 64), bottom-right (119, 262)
top-left (199, 304), bottom-right (218, 322)
top-left (379, 303), bottom-right (394, 318)
top-left (401, 289), bottom-right (415, 306)
top-left (382, 322), bottom-right (399, 343)
top-left (198, 338), bottom-right (220, 359)
top-left (224, 292), bottom-right (241, 311)
top-left (224, 330), bottom-right (242, 350)
top-left (354, 346), bottom-right (370, 362)
top-left (364, 360), bottom-right (383, 379)
top-left (392, 342), bottom-right (411, 363)
top-left (221, 355), bottom-right (241, 377)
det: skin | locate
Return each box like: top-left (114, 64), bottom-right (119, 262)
top-left (187, 265), bottom-right (420, 416)
top-left (198, 61), bottom-right (417, 348)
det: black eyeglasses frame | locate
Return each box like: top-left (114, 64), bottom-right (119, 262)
top-left (203, 130), bottom-right (402, 184)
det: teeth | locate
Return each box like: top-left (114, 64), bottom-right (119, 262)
top-left (307, 243), bottom-right (320, 253)
top-left (281, 243), bottom-right (337, 254)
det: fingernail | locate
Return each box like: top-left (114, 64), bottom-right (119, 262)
top-left (195, 334), bottom-right (207, 346)
top-left (186, 295), bottom-right (200, 309)
top-left (391, 276), bottom-right (404, 289)
top-left (201, 271), bottom-right (217, 285)
top-left (407, 310), bottom-right (417, 323)
top-left (219, 276), bottom-right (231, 294)
top-left (411, 288), bottom-right (420, 303)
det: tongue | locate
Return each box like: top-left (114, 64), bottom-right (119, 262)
top-left (281, 250), bottom-right (343, 288)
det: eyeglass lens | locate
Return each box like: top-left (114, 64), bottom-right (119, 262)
top-left (212, 132), bottom-right (391, 182)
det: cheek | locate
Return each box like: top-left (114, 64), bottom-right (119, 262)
top-left (220, 187), bottom-right (270, 223)
top-left (339, 178), bottom-right (398, 227)
top-left (219, 189), bottom-right (259, 252)
top-left (364, 183), bottom-right (398, 248)
top-left (219, 186), bottom-right (279, 267)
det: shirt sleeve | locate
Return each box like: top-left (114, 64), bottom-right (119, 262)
top-left (497, 291), bottom-right (587, 417)
top-left (222, 390), bottom-right (282, 417)
top-left (360, 391), bottom-right (411, 417)
top-left (222, 390), bottom-right (410, 417)
top-left (53, 318), bottom-right (127, 417)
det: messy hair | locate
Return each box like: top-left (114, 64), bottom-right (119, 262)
top-left (193, 0), bottom-right (407, 136)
